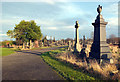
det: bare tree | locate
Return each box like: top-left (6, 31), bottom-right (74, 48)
top-left (109, 34), bottom-right (116, 44)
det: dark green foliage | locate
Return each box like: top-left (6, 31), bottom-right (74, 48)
top-left (1, 41), bottom-right (13, 47)
top-left (7, 30), bottom-right (14, 38)
top-left (12, 41), bottom-right (16, 45)
top-left (7, 20), bottom-right (42, 43)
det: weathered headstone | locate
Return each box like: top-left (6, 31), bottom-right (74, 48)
top-left (68, 40), bottom-right (72, 51)
top-left (53, 37), bottom-right (55, 42)
top-left (42, 42), bottom-right (44, 47)
top-left (43, 36), bottom-right (48, 47)
top-left (90, 5), bottom-right (113, 63)
top-left (39, 40), bottom-right (43, 47)
top-left (26, 42), bottom-right (29, 46)
top-left (61, 40), bottom-right (63, 45)
top-left (34, 40), bottom-right (39, 48)
top-left (22, 42), bottom-right (25, 49)
top-left (83, 35), bottom-right (87, 48)
top-left (63, 40), bottom-right (65, 45)
top-left (29, 40), bottom-right (32, 49)
top-left (50, 36), bottom-right (53, 43)
top-left (74, 21), bottom-right (81, 53)
top-left (47, 40), bottom-right (50, 46)
top-left (55, 41), bottom-right (58, 46)
top-left (72, 40), bottom-right (75, 48)
top-left (26, 42), bottom-right (29, 48)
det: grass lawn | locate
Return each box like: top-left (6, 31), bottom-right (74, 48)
top-left (40, 48), bottom-right (96, 80)
top-left (31, 46), bottom-right (50, 50)
top-left (1, 48), bottom-right (19, 56)
top-left (31, 45), bottom-right (67, 50)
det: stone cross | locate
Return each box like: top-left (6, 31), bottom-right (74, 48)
top-left (74, 21), bottom-right (81, 53)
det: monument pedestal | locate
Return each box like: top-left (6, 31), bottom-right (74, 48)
top-left (74, 43), bottom-right (81, 52)
top-left (90, 6), bottom-right (113, 64)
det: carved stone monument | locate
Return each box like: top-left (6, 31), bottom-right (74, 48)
top-left (39, 40), bottom-right (43, 47)
top-left (42, 42), bottom-right (44, 47)
top-left (53, 37), bottom-right (55, 42)
top-left (90, 5), bottom-right (112, 63)
top-left (68, 40), bottom-right (72, 51)
top-left (29, 40), bottom-right (32, 49)
top-left (83, 35), bottom-right (87, 48)
top-left (50, 36), bottom-right (52, 43)
top-left (43, 36), bottom-right (47, 47)
top-left (22, 42), bottom-right (25, 49)
top-left (74, 21), bottom-right (81, 53)
top-left (72, 40), bottom-right (75, 48)
top-left (34, 40), bottom-right (39, 48)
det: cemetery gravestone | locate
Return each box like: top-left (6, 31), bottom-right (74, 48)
top-left (42, 42), bottom-right (44, 47)
top-left (30, 40), bottom-right (32, 49)
top-left (39, 40), bottom-right (43, 47)
top-left (34, 40), bottom-right (39, 48)
top-left (83, 35), bottom-right (87, 48)
top-left (90, 5), bottom-right (113, 63)
top-left (22, 42), bottom-right (25, 49)
top-left (74, 21), bottom-right (81, 53)
top-left (68, 40), bottom-right (72, 51)
top-left (72, 40), bottom-right (75, 48)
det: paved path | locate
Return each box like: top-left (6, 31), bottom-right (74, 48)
top-left (2, 47), bottom-right (66, 80)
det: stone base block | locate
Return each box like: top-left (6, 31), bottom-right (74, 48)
top-left (74, 43), bottom-right (81, 53)
top-left (100, 58), bottom-right (114, 64)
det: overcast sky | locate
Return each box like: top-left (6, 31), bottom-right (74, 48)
top-left (0, 1), bottom-right (118, 41)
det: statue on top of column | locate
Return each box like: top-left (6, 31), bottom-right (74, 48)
top-left (97, 5), bottom-right (102, 14)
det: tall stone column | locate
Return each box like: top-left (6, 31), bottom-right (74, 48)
top-left (74, 21), bottom-right (81, 53)
top-left (90, 5), bottom-right (112, 63)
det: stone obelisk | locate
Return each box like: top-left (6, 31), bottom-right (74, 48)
top-left (90, 5), bottom-right (112, 63)
top-left (74, 21), bottom-right (81, 53)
